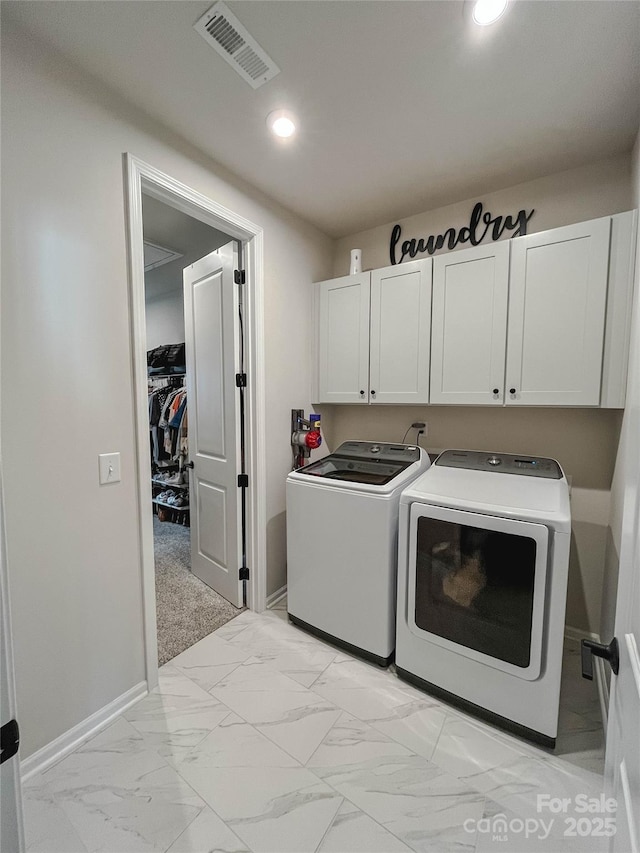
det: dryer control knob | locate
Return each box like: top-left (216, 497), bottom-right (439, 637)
top-left (487, 456), bottom-right (502, 466)
top-left (370, 445), bottom-right (381, 454)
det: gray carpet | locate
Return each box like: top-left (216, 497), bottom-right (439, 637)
top-left (153, 515), bottom-right (242, 665)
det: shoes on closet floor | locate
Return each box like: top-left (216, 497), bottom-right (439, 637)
top-left (165, 472), bottom-right (184, 485)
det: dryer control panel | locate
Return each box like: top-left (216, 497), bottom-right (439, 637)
top-left (435, 449), bottom-right (562, 479)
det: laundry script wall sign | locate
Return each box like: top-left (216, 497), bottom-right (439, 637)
top-left (389, 202), bottom-right (535, 265)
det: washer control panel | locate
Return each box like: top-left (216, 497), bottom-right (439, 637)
top-left (335, 441), bottom-right (421, 463)
top-left (435, 449), bottom-right (562, 479)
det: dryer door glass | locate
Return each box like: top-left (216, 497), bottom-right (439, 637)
top-left (414, 516), bottom-right (537, 668)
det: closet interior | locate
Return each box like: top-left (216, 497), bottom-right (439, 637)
top-left (148, 344), bottom-right (190, 525)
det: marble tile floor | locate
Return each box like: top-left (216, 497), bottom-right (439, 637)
top-left (23, 600), bottom-right (607, 853)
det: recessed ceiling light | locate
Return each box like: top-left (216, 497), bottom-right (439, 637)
top-left (472, 0), bottom-right (508, 25)
top-left (267, 110), bottom-right (297, 139)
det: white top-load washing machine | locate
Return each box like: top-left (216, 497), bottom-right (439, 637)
top-left (396, 449), bottom-right (571, 747)
top-left (287, 441), bottom-right (430, 665)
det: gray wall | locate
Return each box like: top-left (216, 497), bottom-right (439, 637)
top-left (333, 154), bottom-right (632, 275)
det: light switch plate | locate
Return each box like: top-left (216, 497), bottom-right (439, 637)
top-left (99, 452), bottom-right (121, 484)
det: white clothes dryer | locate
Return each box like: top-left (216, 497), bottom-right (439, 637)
top-left (396, 449), bottom-right (571, 747)
top-left (287, 441), bottom-right (430, 665)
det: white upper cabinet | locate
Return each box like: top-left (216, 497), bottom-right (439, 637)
top-left (318, 273), bottom-right (370, 404)
top-left (316, 261), bottom-right (431, 404)
top-left (369, 260), bottom-right (432, 404)
top-left (314, 211), bottom-right (635, 409)
top-left (430, 242), bottom-right (509, 405)
top-left (506, 217), bottom-right (611, 406)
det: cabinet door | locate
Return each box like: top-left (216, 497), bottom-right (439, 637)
top-left (430, 242), bottom-right (509, 405)
top-left (506, 217), bottom-right (611, 406)
top-left (369, 259), bottom-right (432, 405)
top-left (318, 273), bottom-right (370, 403)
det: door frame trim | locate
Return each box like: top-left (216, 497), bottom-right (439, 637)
top-left (124, 154), bottom-right (267, 689)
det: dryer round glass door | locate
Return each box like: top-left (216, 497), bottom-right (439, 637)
top-left (406, 504), bottom-right (549, 680)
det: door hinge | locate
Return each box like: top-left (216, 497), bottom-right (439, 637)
top-left (239, 566), bottom-right (250, 581)
top-left (0, 718), bottom-right (20, 765)
top-left (234, 269), bottom-right (246, 285)
top-left (235, 373), bottom-right (247, 387)
top-left (237, 474), bottom-right (249, 488)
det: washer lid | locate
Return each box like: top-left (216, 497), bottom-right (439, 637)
top-left (296, 457), bottom-right (408, 486)
top-left (290, 441), bottom-right (427, 490)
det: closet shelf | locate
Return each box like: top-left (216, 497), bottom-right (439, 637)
top-left (151, 477), bottom-right (189, 489)
top-left (152, 497), bottom-right (190, 511)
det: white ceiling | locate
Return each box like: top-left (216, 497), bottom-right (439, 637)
top-left (142, 194), bottom-right (230, 256)
top-left (3, 1), bottom-right (639, 238)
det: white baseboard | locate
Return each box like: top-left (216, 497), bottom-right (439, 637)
top-left (594, 657), bottom-right (609, 730)
top-left (564, 624), bottom-right (599, 643)
top-left (266, 584), bottom-right (287, 609)
top-left (21, 681), bottom-right (148, 782)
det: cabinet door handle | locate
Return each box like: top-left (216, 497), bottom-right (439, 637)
top-left (509, 388), bottom-right (516, 395)
top-left (492, 388), bottom-right (499, 395)
top-left (371, 390), bottom-right (376, 396)
top-left (359, 390), bottom-right (365, 396)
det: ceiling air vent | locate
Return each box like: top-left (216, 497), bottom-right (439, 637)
top-left (194, 1), bottom-right (280, 90)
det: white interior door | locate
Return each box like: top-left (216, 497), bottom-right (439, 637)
top-left (606, 461), bottom-right (640, 853)
top-left (605, 289), bottom-right (640, 851)
top-left (0, 467), bottom-right (25, 853)
top-left (184, 243), bottom-right (242, 607)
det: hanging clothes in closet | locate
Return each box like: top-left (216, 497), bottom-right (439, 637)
top-left (149, 380), bottom-right (188, 464)
top-left (158, 384), bottom-right (188, 461)
top-left (148, 343), bottom-right (188, 466)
